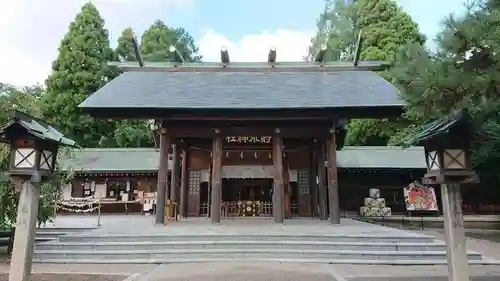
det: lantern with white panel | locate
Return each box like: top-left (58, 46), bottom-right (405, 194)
top-left (404, 108), bottom-right (479, 281)
top-left (0, 110), bottom-right (77, 281)
top-left (1, 111), bottom-right (76, 179)
top-left (10, 139), bottom-right (57, 178)
top-left (419, 109), bottom-right (478, 185)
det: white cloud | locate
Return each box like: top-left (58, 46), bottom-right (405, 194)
top-left (198, 29), bottom-right (314, 62)
top-left (0, 0), bottom-right (313, 87)
top-left (0, 0), bottom-right (195, 87)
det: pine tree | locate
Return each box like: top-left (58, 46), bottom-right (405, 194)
top-left (390, 0), bottom-right (500, 185)
top-left (41, 2), bottom-right (116, 147)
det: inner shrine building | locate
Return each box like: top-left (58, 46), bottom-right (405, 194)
top-left (79, 55), bottom-right (404, 224)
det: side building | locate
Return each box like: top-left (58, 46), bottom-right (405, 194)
top-left (60, 146), bottom-right (427, 215)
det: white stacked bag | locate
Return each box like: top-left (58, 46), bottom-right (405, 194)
top-left (359, 188), bottom-right (392, 217)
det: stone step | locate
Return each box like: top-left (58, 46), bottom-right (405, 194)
top-left (34, 248), bottom-right (484, 261)
top-left (36, 228), bottom-right (94, 233)
top-left (32, 257), bottom-right (500, 265)
top-left (35, 240), bottom-right (449, 251)
top-left (58, 234), bottom-right (436, 243)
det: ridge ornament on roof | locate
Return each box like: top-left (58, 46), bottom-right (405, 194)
top-left (79, 28), bottom-right (404, 119)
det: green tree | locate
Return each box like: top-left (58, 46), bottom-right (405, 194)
top-left (0, 84), bottom-right (74, 229)
top-left (141, 20), bottom-right (202, 62)
top-left (41, 2), bottom-right (116, 148)
top-left (115, 27), bottom-right (137, 62)
top-left (107, 22), bottom-right (203, 148)
top-left (111, 27), bottom-right (155, 147)
top-left (309, 0), bottom-right (425, 146)
top-left (389, 0), bottom-right (500, 185)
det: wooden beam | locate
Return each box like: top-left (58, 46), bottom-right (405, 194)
top-left (166, 126), bottom-right (331, 139)
top-left (210, 132), bottom-right (223, 223)
top-left (317, 140), bottom-right (327, 220)
top-left (326, 131), bottom-right (340, 224)
top-left (179, 144), bottom-right (189, 218)
top-left (273, 131), bottom-right (285, 223)
top-left (155, 132), bottom-right (170, 225)
top-left (309, 141), bottom-right (319, 217)
top-left (170, 144), bottom-right (181, 213)
top-left (107, 60), bottom-right (391, 72)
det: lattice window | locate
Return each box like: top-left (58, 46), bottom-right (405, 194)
top-left (188, 170), bottom-right (201, 195)
top-left (298, 170), bottom-right (309, 195)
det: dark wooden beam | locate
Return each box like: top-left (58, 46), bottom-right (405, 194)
top-left (326, 132), bottom-right (340, 224)
top-left (108, 60), bottom-right (391, 72)
top-left (155, 132), bottom-right (170, 224)
top-left (165, 126), bottom-right (331, 139)
top-left (273, 133), bottom-right (285, 223)
top-left (85, 106), bottom-right (403, 120)
top-left (179, 144), bottom-right (189, 218)
top-left (210, 133), bottom-right (223, 223)
top-left (317, 141), bottom-right (327, 220)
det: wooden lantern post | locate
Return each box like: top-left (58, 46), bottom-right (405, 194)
top-left (404, 109), bottom-right (478, 281)
top-left (0, 110), bottom-right (77, 281)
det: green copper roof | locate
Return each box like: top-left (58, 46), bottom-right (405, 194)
top-left (403, 109), bottom-right (472, 147)
top-left (60, 146), bottom-right (426, 173)
top-left (0, 110), bottom-right (78, 147)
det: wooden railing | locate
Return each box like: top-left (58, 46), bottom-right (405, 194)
top-left (200, 201), bottom-right (300, 217)
top-left (200, 201), bottom-right (274, 217)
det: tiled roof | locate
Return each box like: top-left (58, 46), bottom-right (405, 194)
top-left (79, 71), bottom-right (403, 110)
top-left (60, 148), bottom-right (163, 173)
top-left (0, 110), bottom-right (77, 147)
top-left (337, 146), bottom-right (426, 169)
top-left (404, 109), bottom-right (472, 147)
top-left (61, 146), bottom-right (426, 173)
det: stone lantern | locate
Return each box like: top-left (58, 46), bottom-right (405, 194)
top-left (418, 109), bottom-right (478, 185)
top-left (0, 110), bottom-right (77, 281)
top-left (404, 108), bottom-right (477, 281)
top-left (2, 111), bottom-right (77, 179)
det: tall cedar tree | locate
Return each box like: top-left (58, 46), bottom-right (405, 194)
top-left (141, 20), bottom-right (202, 62)
top-left (309, 0), bottom-right (425, 146)
top-left (112, 27), bottom-right (154, 147)
top-left (110, 21), bottom-right (202, 147)
top-left (390, 0), bottom-right (500, 190)
top-left (41, 2), bottom-right (116, 147)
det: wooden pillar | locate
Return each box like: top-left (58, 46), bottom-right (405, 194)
top-left (273, 131), bottom-right (285, 223)
top-left (317, 141), bottom-right (327, 220)
top-left (326, 131), bottom-right (340, 224)
top-left (442, 183), bottom-right (469, 281)
top-left (170, 144), bottom-right (181, 208)
top-left (309, 142), bottom-right (319, 217)
top-left (208, 163), bottom-right (212, 218)
top-left (8, 176), bottom-right (40, 281)
top-left (155, 130), bottom-right (170, 224)
top-left (283, 157), bottom-right (291, 218)
top-left (210, 132), bottom-right (223, 223)
top-left (179, 144), bottom-right (190, 218)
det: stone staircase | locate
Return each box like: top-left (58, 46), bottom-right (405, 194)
top-left (1, 227), bottom-right (94, 247)
top-left (35, 227), bottom-right (96, 243)
top-left (33, 232), bottom-right (495, 265)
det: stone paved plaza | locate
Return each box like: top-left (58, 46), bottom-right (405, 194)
top-left (40, 215), bottom-right (433, 237)
top-left (2, 215), bottom-right (500, 280)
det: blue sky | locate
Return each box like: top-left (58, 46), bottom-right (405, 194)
top-left (165, 0), bottom-right (467, 50)
top-left (0, 0), bottom-right (469, 86)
